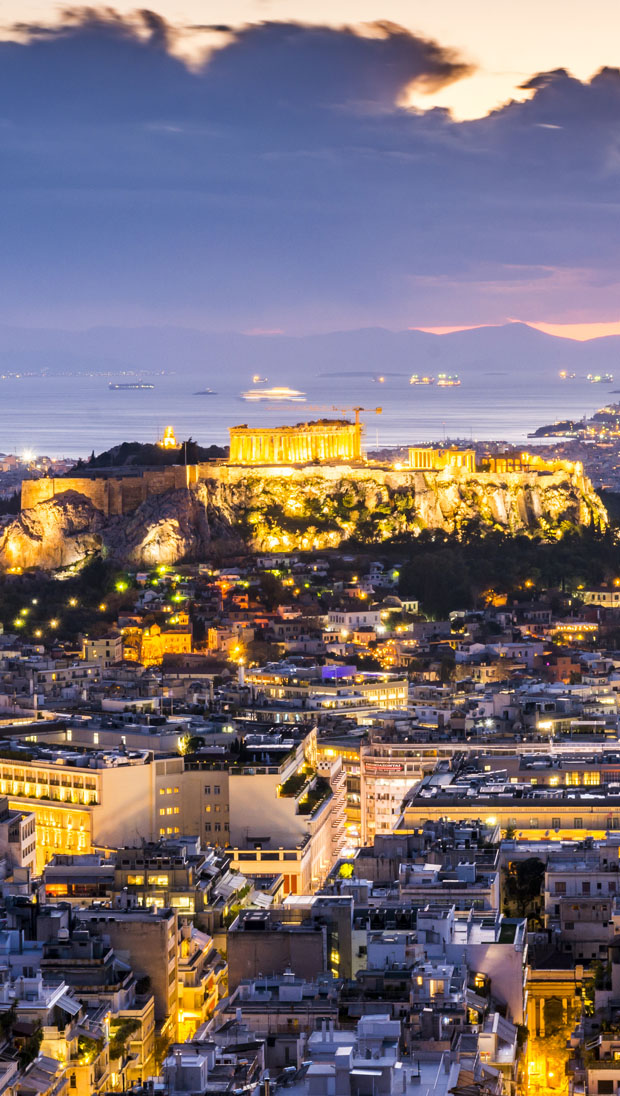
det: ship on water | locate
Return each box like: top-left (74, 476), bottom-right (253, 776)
top-left (409, 374), bottom-right (435, 385)
top-left (109, 382), bottom-right (155, 390)
top-left (436, 373), bottom-right (461, 387)
top-left (587, 373), bottom-right (614, 384)
top-left (241, 386), bottom-right (306, 402)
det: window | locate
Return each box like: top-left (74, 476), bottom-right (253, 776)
top-left (205, 823), bottom-right (211, 832)
top-left (214, 822), bottom-right (221, 832)
top-left (574, 818), bottom-right (583, 829)
top-left (598, 1081), bottom-right (614, 1095)
top-left (204, 786), bottom-right (211, 795)
top-left (147, 874), bottom-right (169, 886)
top-left (127, 875), bottom-right (144, 885)
top-left (582, 882), bottom-right (591, 895)
top-left (551, 818), bottom-right (561, 830)
top-left (555, 881), bottom-right (566, 895)
top-left (214, 785), bottom-right (221, 795)
top-left (205, 805), bottom-right (211, 813)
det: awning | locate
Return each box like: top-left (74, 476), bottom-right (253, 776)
top-left (57, 995), bottom-right (81, 1017)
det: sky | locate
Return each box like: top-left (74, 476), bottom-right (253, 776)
top-left (1, 1), bottom-right (620, 335)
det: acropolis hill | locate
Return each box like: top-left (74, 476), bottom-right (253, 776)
top-left (0, 419), bottom-right (608, 570)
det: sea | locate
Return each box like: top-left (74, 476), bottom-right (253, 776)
top-left (0, 370), bottom-right (611, 459)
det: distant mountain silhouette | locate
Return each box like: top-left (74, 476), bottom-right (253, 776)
top-left (0, 322), bottom-right (618, 382)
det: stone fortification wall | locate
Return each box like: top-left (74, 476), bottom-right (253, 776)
top-left (21, 460), bottom-right (595, 519)
top-left (21, 465), bottom-right (200, 516)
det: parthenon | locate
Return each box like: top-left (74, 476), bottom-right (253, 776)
top-left (229, 420), bottom-right (363, 465)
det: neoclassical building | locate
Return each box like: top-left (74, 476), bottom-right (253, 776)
top-left (229, 419), bottom-right (363, 464)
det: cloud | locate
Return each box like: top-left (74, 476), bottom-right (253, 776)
top-left (1, 11), bottom-right (620, 331)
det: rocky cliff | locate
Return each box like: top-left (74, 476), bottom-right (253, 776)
top-left (0, 465), bottom-right (608, 570)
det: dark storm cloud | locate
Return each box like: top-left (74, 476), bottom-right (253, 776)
top-left (1, 11), bottom-right (619, 329)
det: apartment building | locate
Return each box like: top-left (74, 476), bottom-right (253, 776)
top-left (245, 665), bottom-right (408, 714)
top-left (77, 907), bottom-right (179, 1039)
top-left (544, 847), bottom-right (620, 961)
top-left (0, 796), bottom-right (36, 873)
top-left (359, 736), bottom-right (439, 844)
top-left (181, 728), bottom-right (345, 893)
top-left (82, 634), bottom-right (123, 667)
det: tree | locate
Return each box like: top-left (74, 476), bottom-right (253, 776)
top-left (257, 572), bottom-right (287, 609)
top-left (0, 1002), bottom-right (17, 1038)
top-left (503, 857), bottom-right (545, 918)
top-left (18, 1025), bottom-right (43, 1069)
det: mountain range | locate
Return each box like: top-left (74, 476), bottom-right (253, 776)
top-left (1, 322), bottom-right (619, 383)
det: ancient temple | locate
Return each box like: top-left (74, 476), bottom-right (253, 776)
top-left (229, 420), bottom-right (363, 465)
top-left (408, 447), bottom-right (477, 472)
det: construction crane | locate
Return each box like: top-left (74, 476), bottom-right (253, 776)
top-left (304, 404), bottom-right (382, 424)
top-left (351, 406), bottom-right (382, 425)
